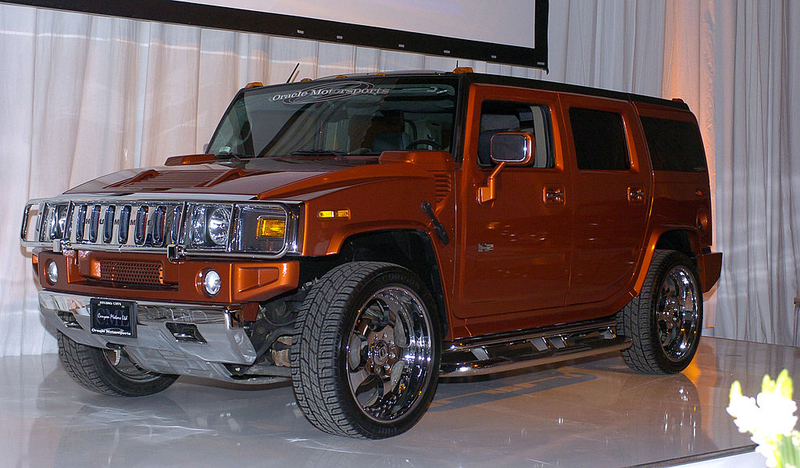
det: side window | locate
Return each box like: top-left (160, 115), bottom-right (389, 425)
top-left (640, 117), bottom-right (707, 172)
top-left (478, 100), bottom-right (554, 168)
top-left (569, 108), bottom-right (630, 171)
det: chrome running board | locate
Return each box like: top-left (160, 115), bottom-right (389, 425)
top-left (440, 318), bottom-right (631, 377)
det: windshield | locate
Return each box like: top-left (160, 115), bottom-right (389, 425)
top-left (207, 77), bottom-right (458, 158)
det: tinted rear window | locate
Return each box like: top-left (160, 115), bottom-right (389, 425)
top-left (569, 108), bottom-right (630, 171)
top-left (641, 117), bottom-right (707, 172)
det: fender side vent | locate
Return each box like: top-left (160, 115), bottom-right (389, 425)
top-left (432, 172), bottom-right (453, 203)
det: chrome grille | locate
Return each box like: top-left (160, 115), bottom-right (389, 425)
top-left (100, 260), bottom-right (164, 285)
top-left (21, 196), bottom-right (300, 259)
top-left (69, 201), bottom-right (185, 250)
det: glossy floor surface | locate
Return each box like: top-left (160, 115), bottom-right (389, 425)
top-left (1, 337), bottom-right (797, 468)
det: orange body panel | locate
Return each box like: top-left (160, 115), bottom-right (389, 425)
top-left (36, 250), bottom-right (299, 313)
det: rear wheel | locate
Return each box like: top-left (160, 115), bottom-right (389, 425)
top-left (58, 332), bottom-right (178, 396)
top-left (291, 262), bottom-right (441, 438)
top-left (617, 250), bottom-right (703, 374)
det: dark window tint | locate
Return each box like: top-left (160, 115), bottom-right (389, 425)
top-left (641, 117), bottom-right (707, 172)
top-left (478, 101), bottom-right (554, 168)
top-left (569, 108), bottom-right (629, 171)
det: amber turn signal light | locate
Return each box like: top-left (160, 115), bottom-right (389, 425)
top-left (317, 209), bottom-right (350, 219)
top-left (256, 217), bottom-right (286, 239)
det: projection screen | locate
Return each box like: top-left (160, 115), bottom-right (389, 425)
top-left (8, 0), bottom-right (549, 68)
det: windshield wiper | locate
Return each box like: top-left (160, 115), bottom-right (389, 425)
top-left (214, 152), bottom-right (250, 161)
top-left (289, 150), bottom-right (349, 158)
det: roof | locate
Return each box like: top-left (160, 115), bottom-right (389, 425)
top-left (302, 69), bottom-right (689, 111)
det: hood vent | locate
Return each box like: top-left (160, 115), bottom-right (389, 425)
top-left (108, 168), bottom-right (246, 191)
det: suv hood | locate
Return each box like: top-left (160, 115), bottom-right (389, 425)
top-left (64, 155), bottom-right (440, 201)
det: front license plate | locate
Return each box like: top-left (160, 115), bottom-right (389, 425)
top-left (90, 299), bottom-right (137, 338)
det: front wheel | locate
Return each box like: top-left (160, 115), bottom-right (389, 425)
top-left (58, 332), bottom-right (178, 396)
top-left (290, 262), bottom-right (441, 439)
top-left (617, 250), bottom-right (703, 374)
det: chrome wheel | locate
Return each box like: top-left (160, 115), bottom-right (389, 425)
top-left (618, 250), bottom-right (703, 374)
top-left (656, 265), bottom-right (700, 362)
top-left (291, 262), bottom-right (441, 438)
top-left (346, 286), bottom-right (435, 423)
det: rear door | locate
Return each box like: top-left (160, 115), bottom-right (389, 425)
top-left (559, 95), bottom-right (652, 306)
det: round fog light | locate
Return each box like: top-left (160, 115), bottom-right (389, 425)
top-left (45, 260), bottom-right (59, 284)
top-left (202, 269), bottom-right (222, 296)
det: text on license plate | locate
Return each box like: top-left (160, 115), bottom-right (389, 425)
top-left (90, 299), bottom-right (137, 338)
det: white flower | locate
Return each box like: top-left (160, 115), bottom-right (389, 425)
top-left (727, 384), bottom-right (759, 433)
top-left (755, 441), bottom-right (779, 468)
top-left (728, 370), bottom-right (800, 468)
top-left (755, 390), bottom-right (798, 437)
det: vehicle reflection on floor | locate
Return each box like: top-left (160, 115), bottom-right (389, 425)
top-left (3, 336), bottom-right (796, 467)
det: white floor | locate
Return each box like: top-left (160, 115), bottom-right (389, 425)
top-left (2, 336), bottom-right (797, 468)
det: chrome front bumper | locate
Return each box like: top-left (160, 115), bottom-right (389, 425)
top-left (39, 291), bottom-right (258, 382)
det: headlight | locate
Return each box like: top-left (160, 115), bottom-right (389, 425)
top-left (208, 207), bottom-right (231, 246)
top-left (186, 203), bottom-right (295, 255)
top-left (189, 204), bottom-right (231, 249)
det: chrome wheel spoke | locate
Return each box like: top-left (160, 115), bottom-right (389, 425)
top-left (346, 285), bottom-right (434, 424)
top-left (352, 372), bottom-right (381, 408)
top-left (390, 361), bottom-right (406, 392)
top-left (349, 368), bottom-right (375, 396)
top-left (348, 334), bottom-right (365, 370)
top-left (393, 313), bottom-right (407, 348)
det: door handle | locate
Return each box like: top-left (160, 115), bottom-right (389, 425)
top-left (544, 186), bottom-right (565, 205)
top-left (628, 187), bottom-right (645, 204)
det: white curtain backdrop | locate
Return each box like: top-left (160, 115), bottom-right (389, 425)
top-left (707, 1), bottom-right (800, 344)
top-left (0, 0), bottom-right (798, 355)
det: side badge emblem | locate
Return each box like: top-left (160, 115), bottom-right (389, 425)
top-left (478, 243), bottom-right (494, 253)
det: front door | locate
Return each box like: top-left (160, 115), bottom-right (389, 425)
top-left (453, 85), bottom-right (572, 321)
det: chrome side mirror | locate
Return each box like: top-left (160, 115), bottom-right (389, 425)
top-left (479, 132), bottom-right (535, 203)
top-left (489, 132), bottom-right (534, 165)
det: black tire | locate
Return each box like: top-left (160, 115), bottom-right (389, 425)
top-left (290, 262), bottom-right (441, 439)
top-left (58, 332), bottom-right (178, 397)
top-left (617, 250), bottom-right (703, 374)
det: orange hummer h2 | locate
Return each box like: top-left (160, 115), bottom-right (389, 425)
top-left (21, 69), bottom-right (722, 439)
